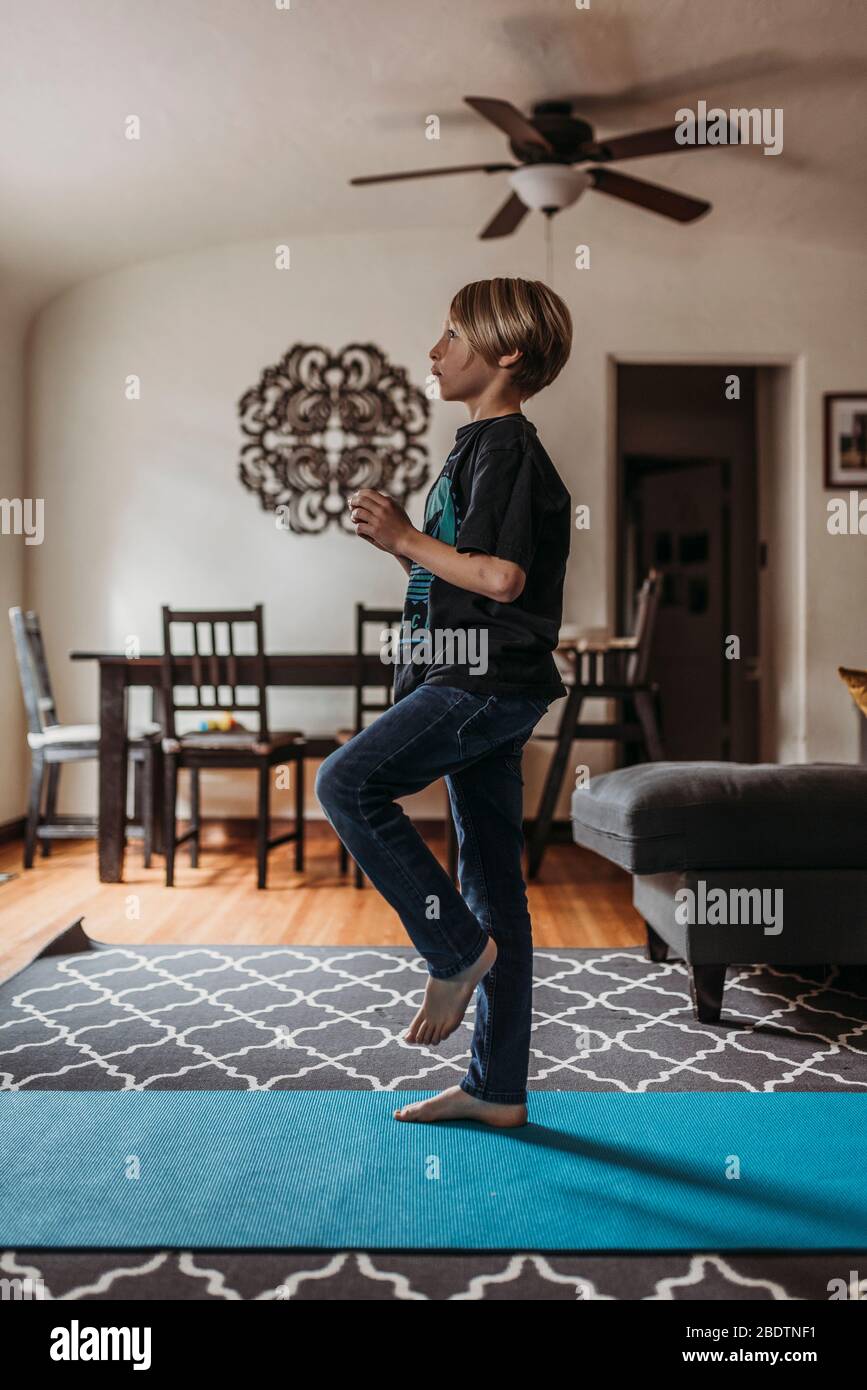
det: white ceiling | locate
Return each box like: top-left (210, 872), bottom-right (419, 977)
top-left (2, 0), bottom-right (867, 296)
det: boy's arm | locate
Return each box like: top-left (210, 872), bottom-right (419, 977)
top-left (349, 489), bottom-right (524, 602)
top-left (358, 530), bottom-right (412, 574)
top-left (402, 529), bottom-right (524, 602)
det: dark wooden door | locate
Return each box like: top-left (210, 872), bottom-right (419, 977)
top-left (625, 457), bottom-right (730, 759)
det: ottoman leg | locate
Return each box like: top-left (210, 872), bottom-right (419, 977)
top-left (645, 922), bottom-right (669, 963)
top-left (689, 964), bottom-right (727, 1023)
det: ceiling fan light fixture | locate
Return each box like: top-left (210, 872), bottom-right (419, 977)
top-left (507, 164), bottom-right (591, 211)
top-left (351, 95), bottom-right (717, 235)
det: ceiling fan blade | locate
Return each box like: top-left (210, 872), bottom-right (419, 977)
top-left (479, 192), bottom-right (530, 240)
top-left (464, 96), bottom-right (554, 154)
top-left (580, 122), bottom-right (739, 162)
top-left (552, 51), bottom-right (794, 116)
top-left (589, 168), bottom-right (710, 223)
top-left (350, 162), bottom-right (514, 186)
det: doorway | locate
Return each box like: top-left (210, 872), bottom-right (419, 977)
top-left (617, 364), bottom-right (761, 762)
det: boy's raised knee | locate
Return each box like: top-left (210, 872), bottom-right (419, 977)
top-left (315, 746), bottom-right (353, 814)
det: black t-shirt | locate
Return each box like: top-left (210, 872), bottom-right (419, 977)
top-left (393, 412), bottom-right (571, 703)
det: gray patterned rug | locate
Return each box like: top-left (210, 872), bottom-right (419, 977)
top-left (2, 924), bottom-right (866, 1301)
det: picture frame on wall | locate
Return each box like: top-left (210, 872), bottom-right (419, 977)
top-left (824, 392), bottom-right (867, 488)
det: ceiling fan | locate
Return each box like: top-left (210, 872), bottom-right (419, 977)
top-left (350, 96), bottom-right (728, 238)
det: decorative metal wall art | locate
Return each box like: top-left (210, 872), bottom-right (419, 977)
top-left (238, 343), bottom-right (431, 534)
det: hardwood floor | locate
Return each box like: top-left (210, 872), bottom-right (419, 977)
top-left (0, 822), bottom-right (642, 981)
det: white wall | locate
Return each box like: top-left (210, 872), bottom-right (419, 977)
top-left (0, 284), bottom-right (30, 826)
top-left (21, 212), bottom-right (867, 821)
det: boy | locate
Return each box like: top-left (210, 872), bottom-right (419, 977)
top-left (316, 277), bottom-right (572, 1128)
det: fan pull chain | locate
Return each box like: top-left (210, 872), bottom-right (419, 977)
top-left (544, 213), bottom-right (554, 286)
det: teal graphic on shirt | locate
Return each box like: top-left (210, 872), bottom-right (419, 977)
top-left (402, 469), bottom-right (459, 655)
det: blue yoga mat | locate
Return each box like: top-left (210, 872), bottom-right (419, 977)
top-left (2, 1091), bottom-right (865, 1250)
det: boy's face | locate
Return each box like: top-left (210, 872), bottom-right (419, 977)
top-left (429, 314), bottom-right (501, 403)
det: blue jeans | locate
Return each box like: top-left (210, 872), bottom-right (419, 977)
top-left (315, 683), bottom-right (549, 1105)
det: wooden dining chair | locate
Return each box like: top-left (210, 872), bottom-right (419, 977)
top-left (9, 607), bottom-right (160, 868)
top-left (335, 602), bottom-right (459, 888)
top-left (526, 569), bottom-right (665, 879)
top-left (160, 605), bottom-right (305, 889)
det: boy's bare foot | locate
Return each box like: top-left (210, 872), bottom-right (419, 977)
top-left (404, 936), bottom-right (498, 1047)
top-left (393, 1084), bottom-right (527, 1127)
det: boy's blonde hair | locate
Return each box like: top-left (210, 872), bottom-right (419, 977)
top-left (449, 277), bottom-right (572, 400)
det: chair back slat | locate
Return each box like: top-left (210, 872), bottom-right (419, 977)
top-left (161, 605), bottom-right (269, 739)
top-left (9, 607), bottom-right (59, 734)
top-left (354, 602), bottom-right (400, 733)
top-left (226, 622), bottom-right (238, 700)
top-left (629, 568), bottom-right (662, 685)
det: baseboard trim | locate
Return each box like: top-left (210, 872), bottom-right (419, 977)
top-left (0, 816), bottom-right (25, 845)
top-left (187, 815), bottom-right (576, 841)
top-left (0, 814), bottom-right (576, 845)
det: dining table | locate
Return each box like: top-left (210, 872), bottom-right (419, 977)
top-left (70, 650), bottom-right (388, 882)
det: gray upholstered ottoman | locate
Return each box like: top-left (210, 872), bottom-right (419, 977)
top-left (571, 762), bottom-right (867, 1021)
